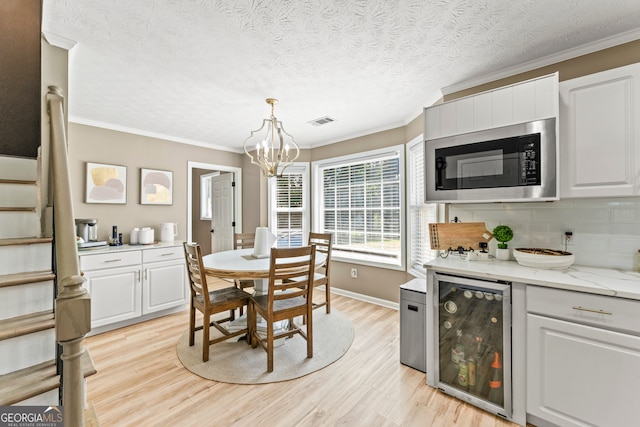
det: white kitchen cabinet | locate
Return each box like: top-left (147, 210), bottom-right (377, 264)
top-left (80, 251), bottom-right (142, 328)
top-left (526, 286), bottom-right (640, 427)
top-left (559, 62), bottom-right (640, 198)
top-left (79, 243), bottom-right (187, 333)
top-left (425, 73), bottom-right (558, 140)
top-left (142, 246), bottom-right (187, 314)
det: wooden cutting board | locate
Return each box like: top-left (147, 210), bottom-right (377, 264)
top-left (429, 222), bottom-right (493, 250)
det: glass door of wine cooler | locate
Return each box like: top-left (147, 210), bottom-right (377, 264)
top-left (434, 273), bottom-right (512, 418)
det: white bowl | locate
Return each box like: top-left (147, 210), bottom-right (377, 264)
top-left (513, 248), bottom-right (575, 270)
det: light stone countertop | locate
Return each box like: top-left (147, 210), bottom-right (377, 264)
top-left (425, 255), bottom-right (640, 301)
top-left (77, 241), bottom-right (184, 255)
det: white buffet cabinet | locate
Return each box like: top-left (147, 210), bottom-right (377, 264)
top-left (424, 256), bottom-right (640, 427)
top-left (79, 242), bottom-right (188, 335)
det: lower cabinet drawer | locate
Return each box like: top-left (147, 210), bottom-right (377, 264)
top-left (527, 285), bottom-right (640, 335)
top-left (80, 250), bottom-right (141, 271)
top-left (142, 246), bottom-right (183, 263)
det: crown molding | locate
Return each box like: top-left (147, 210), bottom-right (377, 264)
top-left (69, 116), bottom-right (244, 153)
top-left (41, 32), bottom-right (77, 50)
top-left (442, 28), bottom-right (640, 96)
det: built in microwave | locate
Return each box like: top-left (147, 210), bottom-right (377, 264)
top-left (425, 118), bottom-right (557, 203)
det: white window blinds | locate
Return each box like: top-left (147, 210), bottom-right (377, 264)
top-left (315, 146), bottom-right (404, 267)
top-left (268, 164), bottom-right (308, 248)
top-left (407, 137), bottom-right (438, 275)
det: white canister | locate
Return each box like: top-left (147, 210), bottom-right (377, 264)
top-left (130, 228), bottom-right (140, 244)
top-left (139, 227), bottom-right (154, 244)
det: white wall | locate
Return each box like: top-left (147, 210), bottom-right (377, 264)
top-left (449, 197), bottom-right (640, 271)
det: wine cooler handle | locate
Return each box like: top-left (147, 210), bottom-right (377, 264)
top-left (408, 305), bottom-right (419, 312)
top-left (572, 305), bottom-right (612, 315)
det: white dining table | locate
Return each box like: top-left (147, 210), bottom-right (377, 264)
top-left (201, 247), bottom-right (327, 338)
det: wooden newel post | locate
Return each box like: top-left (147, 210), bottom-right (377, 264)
top-left (48, 85), bottom-right (92, 427)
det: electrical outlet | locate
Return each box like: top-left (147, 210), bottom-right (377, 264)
top-left (564, 231), bottom-right (574, 246)
top-left (350, 268), bottom-right (358, 279)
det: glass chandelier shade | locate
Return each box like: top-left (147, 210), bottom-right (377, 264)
top-left (243, 98), bottom-right (300, 178)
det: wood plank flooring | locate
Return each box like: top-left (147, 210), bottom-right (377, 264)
top-left (84, 287), bottom-right (522, 427)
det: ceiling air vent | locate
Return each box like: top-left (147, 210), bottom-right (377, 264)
top-left (308, 116), bottom-right (336, 126)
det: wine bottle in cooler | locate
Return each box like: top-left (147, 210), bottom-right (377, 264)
top-left (451, 329), bottom-right (464, 364)
top-left (487, 351), bottom-right (504, 406)
top-left (467, 356), bottom-right (476, 387)
top-left (489, 351), bottom-right (502, 389)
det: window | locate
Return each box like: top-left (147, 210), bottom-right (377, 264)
top-left (268, 164), bottom-right (309, 248)
top-left (199, 172), bottom-right (220, 220)
top-left (407, 136), bottom-right (438, 276)
top-left (313, 146), bottom-right (405, 269)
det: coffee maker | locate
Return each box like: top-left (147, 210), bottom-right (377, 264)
top-left (75, 218), bottom-right (107, 248)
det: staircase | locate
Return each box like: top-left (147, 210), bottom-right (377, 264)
top-left (0, 156), bottom-right (96, 406)
top-left (0, 156), bottom-right (57, 404)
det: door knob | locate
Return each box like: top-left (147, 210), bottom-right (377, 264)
top-left (210, 229), bottom-right (214, 233)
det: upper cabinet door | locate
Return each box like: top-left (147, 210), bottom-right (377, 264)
top-left (425, 73), bottom-right (558, 141)
top-left (560, 63), bottom-right (640, 198)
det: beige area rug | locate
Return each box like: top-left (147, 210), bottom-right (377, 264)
top-left (176, 310), bottom-right (354, 384)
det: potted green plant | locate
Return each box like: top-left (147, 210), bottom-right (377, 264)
top-left (492, 225), bottom-right (514, 261)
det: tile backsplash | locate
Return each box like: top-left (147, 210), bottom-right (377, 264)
top-left (448, 197), bottom-right (640, 271)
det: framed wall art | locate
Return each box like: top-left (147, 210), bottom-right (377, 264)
top-left (85, 162), bottom-right (127, 204)
top-left (140, 168), bottom-right (173, 205)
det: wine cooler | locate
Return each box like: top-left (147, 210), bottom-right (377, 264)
top-left (427, 273), bottom-right (512, 419)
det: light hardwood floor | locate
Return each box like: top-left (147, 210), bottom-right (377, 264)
top-left (85, 287), bottom-right (522, 427)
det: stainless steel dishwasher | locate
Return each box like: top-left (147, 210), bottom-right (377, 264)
top-left (400, 278), bottom-right (427, 372)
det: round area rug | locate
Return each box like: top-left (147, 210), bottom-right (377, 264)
top-left (176, 310), bottom-right (354, 384)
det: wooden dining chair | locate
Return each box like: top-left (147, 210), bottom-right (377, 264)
top-left (248, 245), bottom-right (316, 372)
top-left (234, 232), bottom-right (256, 251)
top-left (233, 232), bottom-right (256, 290)
top-left (183, 242), bottom-right (252, 362)
top-left (307, 232), bottom-right (333, 313)
top-left (233, 232), bottom-right (256, 314)
top-left (285, 232), bottom-right (333, 315)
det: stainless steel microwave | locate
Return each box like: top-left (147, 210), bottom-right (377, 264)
top-left (424, 118), bottom-right (557, 203)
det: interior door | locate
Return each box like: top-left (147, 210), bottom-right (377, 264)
top-left (210, 172), bottom-right (234, 253)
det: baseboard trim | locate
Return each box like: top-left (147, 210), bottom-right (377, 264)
top-left (331, 287), bottom-right (399, 311)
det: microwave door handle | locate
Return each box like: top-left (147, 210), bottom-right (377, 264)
top-left (435, 157), bottom-right (446, 189)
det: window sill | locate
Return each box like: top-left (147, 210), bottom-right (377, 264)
top-left (331, 254), bottom-right (405, 271)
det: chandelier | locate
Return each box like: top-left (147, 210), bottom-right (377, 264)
top-left (243, 98), bottom-right (300, 178)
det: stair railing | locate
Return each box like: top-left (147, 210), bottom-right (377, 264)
top-left (47, 86), bottom-right (91, 427)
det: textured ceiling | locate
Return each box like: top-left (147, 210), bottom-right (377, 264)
top-left (42, 0), bottom-right (640, 152)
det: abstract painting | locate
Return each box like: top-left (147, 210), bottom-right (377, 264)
top-left (85, 162), bottom-right (127, 204)
top-left (140, 168), bottom-right (173, 205)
